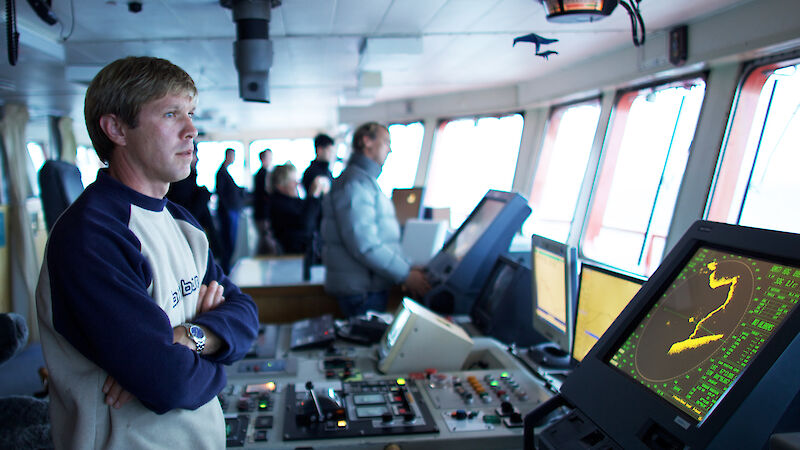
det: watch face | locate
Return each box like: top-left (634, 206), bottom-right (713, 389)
top-left (190, 325), bottom-right (205, 339)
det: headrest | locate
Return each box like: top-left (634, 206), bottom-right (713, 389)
top-left (0, 313), bottom-right (29, 366)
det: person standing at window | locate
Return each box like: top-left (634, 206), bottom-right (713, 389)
top-left (253, 149), bottom-right (279, 255)
top-left (302, 133), bottom-right (335, 196)
top-left (321, 122), bottom-right (430, 317)
top-left (215, 148), bottom-right (246, 273)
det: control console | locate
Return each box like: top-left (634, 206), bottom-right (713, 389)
top-left (223, 327), bottom-right (555, 449)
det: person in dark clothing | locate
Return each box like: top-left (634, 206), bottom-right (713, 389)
top-left (269, 163), bottom-right (329, 254)
top-left (167, 143), bottom-right (222, 257)
top-left (301, 133), bottom-right (335, 196)
top-left (252, 149), bottom-right (280, 255)
top-left (301, 134), bottom-right (335, 264)
top-left (215, 148), bottom-right (246, 273)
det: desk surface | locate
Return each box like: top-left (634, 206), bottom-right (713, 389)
top-left (230, 256), bottom-right (325, 288)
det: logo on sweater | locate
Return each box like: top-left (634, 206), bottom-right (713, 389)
top-left (171, 275), bottom-right (200, 308)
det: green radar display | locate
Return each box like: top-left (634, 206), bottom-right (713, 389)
top-left (609, 247), bottom-right (800, 422)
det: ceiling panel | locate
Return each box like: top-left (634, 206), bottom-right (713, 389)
top-left (332, 0), bottom-right (393, 35)
top-left (378, 0), bottom-right (448, 34)
top-left (425, 0), bottom-right (505, 33)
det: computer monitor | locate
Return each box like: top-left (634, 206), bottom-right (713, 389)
top-left (470, 255), bottom-right (541, 346)
top-left (391, 187), bottom-right (425, 227)
top-left (528, 234), bottom-right (578, 368)
top-left (550, 221), bottom-right (800, 449)
top-left (571, 261), bottom-right (645, 363)
top-left (423, 190), bottom-right (531, 315)
top-left (378, 298), bottom-right (474, 374)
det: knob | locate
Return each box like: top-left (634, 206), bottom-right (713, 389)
top-left (510, 412), bottom-right (523, 424)
top-left (500, 401), bottom-right (514, 415)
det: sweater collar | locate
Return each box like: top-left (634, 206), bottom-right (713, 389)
top-left (95, 169), bottom-right (168, 212)
top-left (348, 152), bottom-right (382, 179)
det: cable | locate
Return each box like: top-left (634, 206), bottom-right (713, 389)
top-left (60, 0), bottom-right (76, 42)
top-left (619, 0), bottom-right (646, 47)
top-left (6, 0), bottom-right (19, 65)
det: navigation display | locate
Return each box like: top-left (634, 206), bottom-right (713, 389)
top-left (608, 247), bottom-right (800, 422)
top-left (533, 246), bottom-right (567, 332)
top-left (444, 198), bottom-right (505, 261)
top-left (572, 265), bottom-right (643, 362)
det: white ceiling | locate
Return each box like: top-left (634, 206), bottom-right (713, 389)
top-left (0, 0), bottom-right (751, 141)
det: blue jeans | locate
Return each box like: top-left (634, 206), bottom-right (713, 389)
top-left (337, 291), bottom-right (389, 318)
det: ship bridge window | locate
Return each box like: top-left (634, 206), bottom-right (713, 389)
top-left (377, 122), bottom-right (424, 197)
top-left (249, 138), bottom-right (317, 192)
top-left (424, 113), bottom-right (524, 229)
top-left (581, 77), bottom-right (706, 276)
top-left (75, 145), bottom-right (103, 187)
top-left (524, 100), bottom-right (601, 242)
top-left (27, 142), bottom-right (46, 173)
top-left (707, 60), bottom-right (800, 234)
top-left (26, 142), bottom-right (46, 197)
top-left (196, 140), bottom-right (246, 192)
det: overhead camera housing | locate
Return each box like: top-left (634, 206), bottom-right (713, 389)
top-left (220, 0), bottom-right (280, 103)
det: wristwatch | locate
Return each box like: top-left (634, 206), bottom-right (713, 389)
top-left (181, 323), bottom-right (206, 354)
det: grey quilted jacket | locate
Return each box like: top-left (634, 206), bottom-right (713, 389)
top-left (321, 153), bottom-right (410, 296)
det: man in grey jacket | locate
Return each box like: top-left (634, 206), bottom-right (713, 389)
top-left (321, 122), bottom-right (430, 317)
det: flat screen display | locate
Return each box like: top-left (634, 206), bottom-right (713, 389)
top-left (533, 246), bottom-right (567, 333)
top-left (608, 247), bottom-right (800, 422)
top-left (443, 198), bottom-right (505, 261)
top-left (572, 265), bottom-right (643, 362)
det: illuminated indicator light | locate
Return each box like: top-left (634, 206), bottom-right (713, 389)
top-left (266, 382), bottom-right (276, 391)
top-left (396, 378), bottom-right (406, 386)
top-left (259, 402), bottom-right (268, 409)
top-left (490, 381), bottom-right (499, 387)
top-left (501, 371), bottom-right (509, 378)
top-left (337, 420), bottom-right (347, 428)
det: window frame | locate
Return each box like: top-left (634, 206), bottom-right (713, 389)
top-left (579, 73), bottom-right (709, 276)
top-left (705, 53), bottom-right (800, 225)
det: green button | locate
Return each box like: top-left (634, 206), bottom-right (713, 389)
top-left (483, 414), bottom-right (501, 424)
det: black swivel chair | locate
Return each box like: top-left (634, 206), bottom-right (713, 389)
top-left (38, 160), bottom-right (84, 231)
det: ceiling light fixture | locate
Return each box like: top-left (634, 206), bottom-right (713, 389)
top-left (537, 0), bottom-right (645, 46)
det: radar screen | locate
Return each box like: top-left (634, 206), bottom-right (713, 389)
top-left (608, 247), bottom-right (800, 422)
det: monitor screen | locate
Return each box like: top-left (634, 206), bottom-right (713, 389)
top-left (423, 190), bottom-right (531, 315)
top-left (607, 246), bottom-right (800, 423)
top-left (442, 198), bottom-right (506, 261)
top-left (550, 221), bottom-right (800, 449)
top-left (533, 246), bottom-right (567, 333)
top-left (530, 234), bottom-right (578, 357)
top-left (572, 263), bottom-right (645, 362)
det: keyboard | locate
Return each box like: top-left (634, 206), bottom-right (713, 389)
top-left (289, 314), bottom-right (336, 350)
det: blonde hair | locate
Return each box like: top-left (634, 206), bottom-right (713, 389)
top-left (270, 163), bottom-right (298, 192)
top-left (84, 56), bottom-right (197, 163)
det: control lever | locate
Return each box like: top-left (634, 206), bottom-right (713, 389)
top-left (305, 381), bottom-right (325, 421)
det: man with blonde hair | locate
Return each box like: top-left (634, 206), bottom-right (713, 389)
top-left (36, 56), bottom-right (258, 449)
top-left (321, 122), bottom-right (430, 316)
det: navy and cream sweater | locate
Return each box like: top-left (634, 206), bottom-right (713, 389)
top-left (36, 170), bottom-right (259, 449)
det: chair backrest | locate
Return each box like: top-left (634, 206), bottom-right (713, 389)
top-left (38, 160), bottom-right (84, 231)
